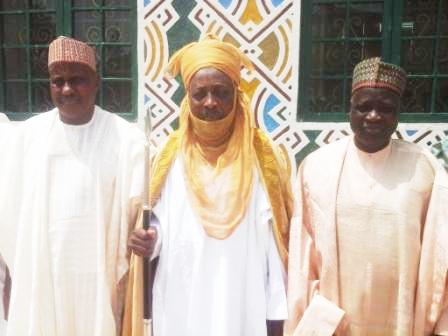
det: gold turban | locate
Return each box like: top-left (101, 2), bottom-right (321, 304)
top-left (166, 33), bottom-right (253, 87)
top-left (165, 34), bottom-right (256, 239)
top-left (352, 57), bottom-right (407, 96)
top-left (48, 36), bottom-right (96, 73)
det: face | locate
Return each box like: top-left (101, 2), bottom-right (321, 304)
top-left (49, 62), bottom-right (99, 125)
top-left (350, 87), bottom-right (400, 153)
top-left (188, 68), bottom-right (235, 121)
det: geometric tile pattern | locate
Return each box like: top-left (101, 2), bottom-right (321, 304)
top-left (137, 0), bottom-right (448, 173)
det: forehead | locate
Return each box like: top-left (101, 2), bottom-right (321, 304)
top-left (49, 62), bottom-right (95, 77)
top-left (352, 87), bottom-right (400, 103)
top-left (190, 67), bottom-right (234, 88)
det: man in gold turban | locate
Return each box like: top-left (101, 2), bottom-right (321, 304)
top-left (0, 36), bottom-right (146, 335)
top-left (285, 57), bottom-right (448, 335)
top-left (124, 35), bottom-right (293, 336)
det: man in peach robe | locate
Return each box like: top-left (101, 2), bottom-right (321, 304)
top-left (285, 58), bottom-right (448, 335)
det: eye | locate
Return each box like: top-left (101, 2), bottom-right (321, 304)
top-left (216, 87), bottom-right (232, 100)
top-left (191, 89), bottom-right (205, 101)
top-left (50, 78), bottom-right (64, 88)
top-left (355, 103), bottom-right (371, 113)
top-left (70, 77), bottom-right (88, 86)
top-left (379, 104), bottom-right (396, 114)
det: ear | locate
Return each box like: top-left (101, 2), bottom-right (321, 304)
top-left (94, 73), bottom-right (100, 92)
top-left (395, 102), bottom-right (401, 116)
top-left (348, 97), bottom-right (355, 114)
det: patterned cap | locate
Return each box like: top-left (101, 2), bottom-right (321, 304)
top-left (352, 57), bottom-right (407, 96)
top-left (48, 36), bottom-right (96, 72)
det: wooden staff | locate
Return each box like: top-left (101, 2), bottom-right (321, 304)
top-left (143, 110), bottom-right (153, 336)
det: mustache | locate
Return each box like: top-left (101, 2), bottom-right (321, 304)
top-left (57, 96), bottom-right (80, 104)
top-left (200, 109), bottom-right (224, 120)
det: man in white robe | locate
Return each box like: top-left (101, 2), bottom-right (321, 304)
top-left (123, 35), bottom-right (293, 336)
top-left (0, 112), bottom-right (11, 334)
top-left (0, 36), bottom-right (145, 336)
top-left (285, 58), bottom-right (448, 335)
top-left (0, 255), bottom-right (9, 334)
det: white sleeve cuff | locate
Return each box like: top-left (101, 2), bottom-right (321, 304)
top-left (266, 219), bottom-right (288, 320)
top-left (266, 280), bottom-right (288, 320)
top-left (150, 215), bottom-right (162, 261)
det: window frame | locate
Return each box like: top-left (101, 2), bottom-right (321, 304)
top-left (298, 0), bottom-right (448, 123)
top-left (0, 0), bottom-right (137, 121)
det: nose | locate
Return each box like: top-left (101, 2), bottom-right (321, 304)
top-left (204, 92), bottom-right (217, 108)
top-left (366, 109), bottom-right (381, 121)
top-left (61, 81), bottom-right (74, 95)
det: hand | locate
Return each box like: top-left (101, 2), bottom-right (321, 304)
top-left (3, 265), bottom-right (10, 320)
top-left (128, 227), bottom-right (157, 257)
top-left (266, 320), bottom-right (283, 336)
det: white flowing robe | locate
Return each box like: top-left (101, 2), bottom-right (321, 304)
top-left (150, 158), bottom-right (288, 336)
top-left (0, 255), bottom-right (7, 334)
top-left (0, 117), bottom-right (12, 334)
top-left (285, 136), bottom-right (448, 336)
top-left (0, 107), bottom-right (145, 336)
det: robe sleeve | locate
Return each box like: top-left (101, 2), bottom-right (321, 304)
top-left (0, 255), bottom-right (7, 320)
top-left (0, 124), bottom-right (23, 272)
top-left (121, 150), bottom-right (163, 336)
top-left (415, 168), bottom-right (448, 335)
top-left (117, 133), bottom-right (146, 285)
top-left (434, 276), bottom-right (448, 335)
top-left (266, 218), bottom-right (288, 320)
top-left (121, 209), bottom-right (145, 336)
top-left (256, 180), bottom-right (288, 321)
top-left (284, 161), bottom-right (345, 336)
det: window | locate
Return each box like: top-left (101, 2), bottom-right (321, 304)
top-left (299, 0), bottom-right (448, 122)
top-left (0, 0), bottom-right (137, 121)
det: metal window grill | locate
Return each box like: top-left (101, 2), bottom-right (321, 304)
top-left (299, 0), bottom-right (448, 122)
top-left (0, 0), bottom-right (137, 121)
